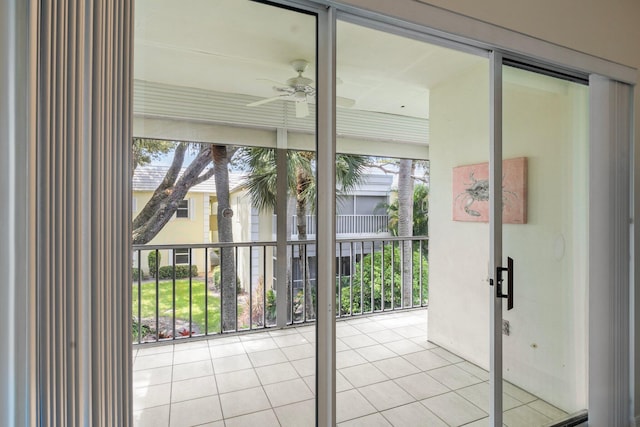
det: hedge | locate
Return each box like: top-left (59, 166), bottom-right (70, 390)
top-left (158, 265), bottom-right (198, 279)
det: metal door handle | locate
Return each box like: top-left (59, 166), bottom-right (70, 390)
top-left (495, 257), bottom-right (514, 310)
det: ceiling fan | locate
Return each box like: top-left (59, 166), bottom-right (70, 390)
top-left (247, 59), bottom-right (355, 118)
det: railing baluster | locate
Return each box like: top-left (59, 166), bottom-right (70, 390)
top-left (263, 245), bottom-right (267, 327)
top-left (235, 245), bottom-right (239, 332)
top-left (172, 248), bottom-right (176, 341)
top-left (381, 242), bottom-right (385, 312)
top-left (219, 248), bottom-right (223, 334)
top-left (391, 240), bottom-right (395, 311)
top-left (359, 241), bottom-right (364, 315)
top-left (137, 249), bottom-right (142, 344)
top-left (349, 241), bottom-right (353, 316)
top-left (249, 245), bottom-right (253, 331)
top-left (155, 249), bottom-right (159, 342)
top-left (370, 241), bottom-right (374, 314)
top-left (205, 247), bottom-right (209, 335)
top-left (188, 247), bottom-right (193, 337)
top-left (419, 240), bottom-right (423, 307)
top-left (302, 242), bottom-right (307, 323)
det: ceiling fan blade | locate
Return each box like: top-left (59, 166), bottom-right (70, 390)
top-left (247, 95), bottom-right (285, 107)
top-left (295, 100), bottom-right (309, 118)
top-left (336, 96), bottom-right (355, 108)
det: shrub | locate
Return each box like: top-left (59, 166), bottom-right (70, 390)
top-left (339, 243), bottom-right (428, 315)
top-left (266, 289), bottom-right (277, 323)
top-left (211, 268), bottom-right (242, 293)
top-left (148, 251), bottom-right (161, 278)
top-left (157, 265), bottom-right (198, 279)
top-left (132, 267), bottom-right (145, 282)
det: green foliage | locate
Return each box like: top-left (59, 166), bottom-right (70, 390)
top-left (148, 251), bottom-right (161, 278)
top-left (211, 268), bottom-right (242, 293)
top-left (339, 243), bottom-right (428, 315)
top-left (157, 265), bottom-right (198, 279)
top-left (132, 267), bottom-right (146, 282)
top-left (266, 289), bottom-right (277, 323)
top-left (132, 138), bottom-right (176, 170)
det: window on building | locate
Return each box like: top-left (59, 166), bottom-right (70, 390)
top-left (174, 249), bottom-right (190, 265)
top-left (176, 199), bottom-right (189, 218)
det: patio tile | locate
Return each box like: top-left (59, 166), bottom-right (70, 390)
top-left (527, 399), bottom-right (567, 419)
top-left (241, 337), bottom-right (279, 353)
top-left (224, 409), bottom-right (280, 427)
top-left (402, 350), bottom-right (450, 371)
top-left (503, 381), bottom-right (537, 404)
top-left (136, 345), bottom-right (174, 357)
top-left (247, 348), bottom-right (288, 367)
top-left (169, 395), bottom-right (223, 427)
top-left (170, 375), bottom-right (217, 403)
top-left (210, 342), bottom-right (245, 359)
top-left (421, 392), bottom-right (487, 426)
top-left (503, 404), bottom-right (552, 426)
top-left (133, 366), bottom-right (173, 388)
top-left (219, 386), bottom-right (271, 419)
top-left (341, 334), bottom-right (378, 349)
top-left (134, 352), bottom-right (174, 371)
top-left (370, 329), bottom-right (405, 344)
top-left (456, 361), bottom-right (489, 381)
top-left (358, 380), bottom-right (414, 411)
top-left (394, 372), bottom-right (449, 400)
top-left (133, 404), bottom-right (170, 427)
top-left (133, 383), bottom-right (171, 410)
top-left (291, 356), bottom-right (315, 377)
top-left (215, 368), bottom-right (260, 394)
top-left (336, 389), bottom-right (377, 423)
top-left (456, 382), bottom-right (521, 412)
top-left (428, 364), bottom-right (484, 390)
top-left (208, 335), bottom-right (241, 345)
top-left (302, 370), bottom-right (352, 394)
top-left (256, 361), bottom-right (299, 385)
top-left (373, 356), bottom-right (420, 379)
top-left (340, 363), bottom-right (388, 388)
top-left (392, 325), bottom-right (425, 339)
top-left (172, 360), bottom-right (214, 382)
top-left (273, 332), bottom-right (309, 348)
top-left (352, 321), bottom-right (388, 334)
top-left (410, 337), bottom-right (437, 349)
top-left (458, 417), bottom-right (491, 427)
top-left (336, 323), bottom-right (362, 338)
top-left (274, 398), bottom-right (315, 427)
top-left (264, 378), bottom-right (314, 407)
top-left (197, 422), bottom-right (225, 427)
top-left (172, 340), bottom-right (209, 351)
top-left (339, 413), bottom-right (392, 427)
top-left (212, 354), bottom-right (252, 374)
top-left (430, 346), bottom-right (464, 363)
top-left (172, 347), bottom-right (211, 365)
top-left (381, 401), bottom-right (448, 427)
top-left (355, 345), bottom-right (398, 362)
top-left (336, 338), bottom-right (350, 352)
top-left (281, 343), bottom-right (315, 361)
top-left (383, 339), bottom-right (427, 356)
top-left (268, 327), bottom-right (300, 337)
top-left (299, 330), bottom-right (316, 343)
top-left (336, 349), bottom-right (367, 369)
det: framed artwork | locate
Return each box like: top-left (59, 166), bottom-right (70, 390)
top-left (452, 157), bottom-right (527, 224)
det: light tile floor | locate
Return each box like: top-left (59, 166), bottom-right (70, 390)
top-left (133, 309), bottom-right (568, 427)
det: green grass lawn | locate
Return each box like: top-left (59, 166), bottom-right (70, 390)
top-left (132, 279), bottom-right (222, 337)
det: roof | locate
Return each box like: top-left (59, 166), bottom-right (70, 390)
top-left (133, 165), bottom-right (395, 195)
top-left (132, 165), bottom-right (245, 194)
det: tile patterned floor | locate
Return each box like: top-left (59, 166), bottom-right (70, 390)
top-left (132, 309), bottom-right (568, 427)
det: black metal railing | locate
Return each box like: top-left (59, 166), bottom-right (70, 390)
top-left (132, 236), bottom-right (428, 344)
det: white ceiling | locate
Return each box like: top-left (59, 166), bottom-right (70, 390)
top-left (134, 0), bottom-right (484, 119)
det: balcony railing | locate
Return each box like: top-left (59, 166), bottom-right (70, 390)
top-left (289, 214), bottom-right (389, 236)
top-left (132, 236), bottom-right (428, 344)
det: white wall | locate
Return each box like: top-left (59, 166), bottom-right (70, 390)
top-left (429, 62), bottom-right (589, 412)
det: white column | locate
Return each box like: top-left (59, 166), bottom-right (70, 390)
top-left (317, 6), bottom-right (337, 427)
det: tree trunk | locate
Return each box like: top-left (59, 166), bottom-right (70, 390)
top-left (132, 143), bottom-right (215, 244)
top-left (397, 159), bottom-right (415, 307)
top-left (213, 145), bottom-right (237, 331)
top-left (296, 169), bottom-right (315, 320)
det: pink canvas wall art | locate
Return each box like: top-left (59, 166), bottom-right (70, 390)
top-left (452, 157), bottom-right (527, 223)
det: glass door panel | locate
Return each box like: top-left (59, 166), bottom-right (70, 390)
top-left (500, 65), bottom-right (589, 425)
top-left (336, 18), bottom-right (494, 425)
top-left (133, 1), bottom-right (317, 425)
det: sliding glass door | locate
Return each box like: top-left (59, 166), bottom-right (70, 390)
top-left (497, 63), bottom-right (589, 425)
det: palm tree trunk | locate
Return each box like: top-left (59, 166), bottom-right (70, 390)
top-left (213, 145), bottom-right (236, 331)
top-left (398, 159), bottom-right (415, 307)
top-left (296, 170), bottom-right (315, 320)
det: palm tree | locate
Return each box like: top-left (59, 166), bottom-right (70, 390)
top-left (240, 147), bottom-right (368, 321)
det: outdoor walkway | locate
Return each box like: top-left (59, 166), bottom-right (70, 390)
top-left (132, 309), bottom-right (567, 426)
